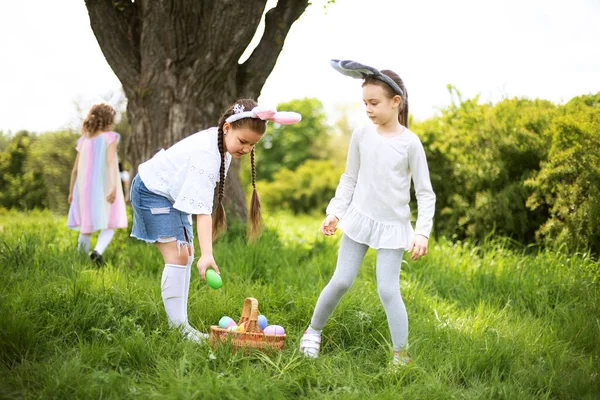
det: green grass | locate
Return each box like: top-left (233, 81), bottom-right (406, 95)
top-left (1, 208), bottom-right (599, 399)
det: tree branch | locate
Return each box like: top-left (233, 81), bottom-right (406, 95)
top-left (85, 0), bottom-right (141, 95)
top-left (237, 0), bottom-right (310, 97)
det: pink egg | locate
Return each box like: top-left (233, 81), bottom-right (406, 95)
top-left (225, 320), bottom-right (237, 329)
top-left (263, 325), bottom-right (285, 335)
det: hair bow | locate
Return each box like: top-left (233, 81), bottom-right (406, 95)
top-left (226, 105), bottom-right (302, 125)
top-left (330, 59), bottom-right (404, 96)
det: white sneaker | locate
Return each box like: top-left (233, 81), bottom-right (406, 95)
top-left (299, 331), bottom-right (321, 358)
top-left (392, 353), bottom-right (412, 366)
top-left (181, 323), bottom-right (209, 343)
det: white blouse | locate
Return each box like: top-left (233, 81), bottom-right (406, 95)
top-left (138, 127), bottom-right (232, 215)
top-left (326, 125), bottom-right (436, 249)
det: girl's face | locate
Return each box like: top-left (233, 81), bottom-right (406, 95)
top-left (362, 84), bottom-right (401, 126)
top-left (223, 123), bottom-right (263, 158)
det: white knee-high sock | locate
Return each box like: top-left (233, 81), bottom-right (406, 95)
top-left (161, 263), bottom-right (188, 328)
top-left (184, 255), bottom-right (194, 322)
top-left (78, 233), bottom-right (91, 252)
top-left (94, 229), bottom-right (115, 254)
top-left (161, 262), bottom-right (207, 343)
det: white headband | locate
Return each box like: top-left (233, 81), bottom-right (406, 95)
top-left (225, 105), bottom-right (302, 125)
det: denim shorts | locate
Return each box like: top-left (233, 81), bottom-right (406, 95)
top-left (130, 174), bottom-right (194, 247)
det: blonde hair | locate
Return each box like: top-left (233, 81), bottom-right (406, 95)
top-left (82, 103), bottom-right (116, 136)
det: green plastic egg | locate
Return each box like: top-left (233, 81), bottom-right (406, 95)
top-left (206, 269), bottom-right (222, 289)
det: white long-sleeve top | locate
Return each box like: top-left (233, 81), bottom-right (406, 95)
top-left (326, 125), bottom-right (436, 249)
top-left (138, 127), bottom-right (231, 215)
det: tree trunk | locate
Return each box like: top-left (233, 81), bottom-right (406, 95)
top-left (85, 0), bottom-right (309, 218)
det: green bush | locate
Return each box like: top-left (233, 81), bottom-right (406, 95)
top-left (27, 130), bottom-right (79, 214)
top-left (255, 98), bottom-right (330, 181)
top-left (412, 87), bottom-right (557, 244)
top-left (526, 93), bottom-right (600, 254)
top-left (0, 131), bottom-right (10, 152)
top-left (0, 129), bottom-right (107, 215)
top-left (257, 159), bottom-right (344, 214)
top-left (0, 131), bottom-right (47, 210)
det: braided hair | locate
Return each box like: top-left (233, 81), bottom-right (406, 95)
top-left (213, 99), bottom-right (267, 241)
top-left (83, 103), bottom-right (116, 136)
top-left (363, 70), bottom-right (409, 128)
top-left (248, 147), bottom-right (262, 240)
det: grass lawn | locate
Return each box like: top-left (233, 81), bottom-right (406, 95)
top-left (1, 209), bottom-right (599, 399)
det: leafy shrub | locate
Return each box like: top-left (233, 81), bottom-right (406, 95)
top-left (413, 87), bottom-right (557, 243)
top-left (258, 159), bottom-right (344, 214)
top-left (0, 131), bottom-right (47, 210)
top-left (27, 130), bottom-right (79, 214)
top-left (526, 93), bottom-right (600, 254)
top-left (255, 98), bottom-right (330, 181)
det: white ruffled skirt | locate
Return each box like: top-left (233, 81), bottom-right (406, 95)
top-left (338, 204), bottom-right (414, 250)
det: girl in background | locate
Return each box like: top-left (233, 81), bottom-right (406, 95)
top-left (299, 60), bottom-right (436, 366)
top-left (67, 103), bottom-right (128, 265)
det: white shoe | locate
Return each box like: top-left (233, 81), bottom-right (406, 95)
top-left (181, 323), bottom-right (209, 343)
top-left (392, 353), bottom-right (412, 366)
top-left (299, 331), bottom-right (321, 358)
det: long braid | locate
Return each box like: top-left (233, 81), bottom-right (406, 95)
top-left (211, 98), bottom-right (266, 241)
top-left (213, 123), bottom-right (227, 239)
top-left (248, 148), bottom-right (263, 240)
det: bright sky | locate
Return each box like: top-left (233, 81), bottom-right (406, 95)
top-left (1, 0), bottom-right (599, 133)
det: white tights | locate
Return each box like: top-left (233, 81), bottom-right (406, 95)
top-left (77, 229), bottom-right (115, 254)
top-left (310, 234), bottom-right (408, 352)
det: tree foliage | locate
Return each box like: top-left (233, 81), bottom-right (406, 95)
top-left (526, 93), bottom-right (600, 253)
top-left (27, 130), bottom-right (79, 214)
top-left (0, 131), bottom-right (47, 210)
top-left (257, 159), bottom-right (343, 214)
top-left (412, 87), bottom-right (557, 243)
top-left (256, 98), bottom-right (330, 181)
top-left (0, 131), bottom-right (10, 152)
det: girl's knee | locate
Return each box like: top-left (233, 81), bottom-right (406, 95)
top-left (328, 278), bottom-right (353, 295)
top-left (377, 284), bottom-right (400, 305)
top-left (156, 240), bottom-right (190, 265)
top-left (164, 253), bottom-right (189, 265)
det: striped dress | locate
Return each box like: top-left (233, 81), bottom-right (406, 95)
top-left (67, 131), bottom-right (128, 234)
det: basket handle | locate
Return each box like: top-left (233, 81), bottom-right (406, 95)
top-left (238, 297), bottom-right (261, 333)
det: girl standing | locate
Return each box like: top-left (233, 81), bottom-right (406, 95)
top-left (299, 60), bottom-right (436, 365)
top-left (129, 99), bottom-right (300, 342)
top-left (67, 103), bottom-right (128, 265)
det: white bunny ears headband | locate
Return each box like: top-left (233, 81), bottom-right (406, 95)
top-left (330, 59), bottom-right (404, 97)
top-left (226, 104), bottom-right (302, 125)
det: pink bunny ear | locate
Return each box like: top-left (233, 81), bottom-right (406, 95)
top-left (254, 108), bottom-right (277, 120)
top-left (271, 111), bottom-right (302, 125)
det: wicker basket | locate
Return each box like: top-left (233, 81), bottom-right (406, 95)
top-left (209, 297), bottom-right (286, 352)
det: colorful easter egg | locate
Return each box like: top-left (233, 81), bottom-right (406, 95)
top-left (236, 321), bottom-right (248, 333)
top-left (218, 316), bottom-right (234, 329)
top-left (225, 320), bottom-right (237, 329)
top-left (263, 325), bottom-right (285, 335)
top-left (257, 314), bottom-right (268, 330)
top-left (206, 269), bottom-right (222, 289)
